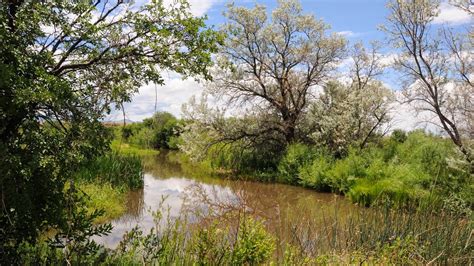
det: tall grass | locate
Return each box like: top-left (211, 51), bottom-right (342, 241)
top-left (111, 139), bottom-right (160, 156)
top-left (75, 152), bottom-right (144, 190)
top-left (282, 205), bottom-right (472, 264)
top-left (18, 197), bottom-right (473, 264)
top-left (78, 182), bottom-right (126, 224)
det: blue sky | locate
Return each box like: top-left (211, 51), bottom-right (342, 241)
top-left (206, 0), bottom-right (390, 44)
top-left (108, 0), bottom-right (472, 131)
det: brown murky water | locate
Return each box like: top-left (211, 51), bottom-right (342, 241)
top-left (96, 151), bottom-right (358, 248)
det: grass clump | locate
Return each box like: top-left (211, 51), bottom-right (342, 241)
top-left (74, 152), bottom-right (145, 223)
top-left (75, 152), bottom-right (144, 190)
top-left (111, 139), bottom-right (159, 156)
top-left (78, 182), bottom-right (126, 224)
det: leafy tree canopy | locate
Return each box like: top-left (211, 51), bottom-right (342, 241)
top-left (0, 0), bottom-right (220, 260)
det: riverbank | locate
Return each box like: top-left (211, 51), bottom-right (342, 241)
top-left (74, 151), bottom-right (145, 224)
top-left (193, 131), bottom-right (473, 216)
top-left (22, 152), bottom-right (473, 264)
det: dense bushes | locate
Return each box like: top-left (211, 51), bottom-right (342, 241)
top-left (271, 131), bottom-right (471, 211)
top-left (191, 130), bottom-right (471, 212)
top-left (119, 111), bottom-right (183, 150)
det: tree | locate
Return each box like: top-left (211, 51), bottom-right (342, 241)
top-left (207, 0), bottom-right (346, 144)
top-left (307, 43), bottom-right (394, 155)
top-left (144, 111), bottom-right (183, 149)
top-left (383, 0), bottom-right (473, 163)
top-left (0, 0), bottom-right (219, 260)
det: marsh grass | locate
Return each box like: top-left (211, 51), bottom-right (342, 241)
top-left (282, 205), bottom-right (473, 264)
top-left (75, 152), bottom-right (144, 190)
top-left (18, 195), bottom-right (473, 264)
top-left (101, 199), bottom-right (472, 265)
top-left (74, 152), bottom-right (144, 223)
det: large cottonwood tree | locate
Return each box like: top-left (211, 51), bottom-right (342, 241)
top-left (208, 0), bottom-right (346, 144)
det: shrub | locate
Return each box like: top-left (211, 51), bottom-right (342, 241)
top-left (348, 163), bottom-right (431, 207)
top-left (231, 217), bottom-right (275, 265)
top-left (298, 154), bottom-right (332, 191)
top-left (207, 142), bottom-right (281, 176)
top-left (391, 129), bottom-right (407, 143)
top-left (278, 143), bottom-right (316, 184)
top-left (326, 149), bottom-right (368, 193)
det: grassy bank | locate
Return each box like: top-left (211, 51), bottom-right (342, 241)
top-left (74, 152), bottom-right (144, 223)
top-left (79, 182), bottom-right (126, 224)
top-left (19, 200), bottom-right (472, 265)
top-left (111, 139), bottom-right (160, 156)
top-left (203, 131), bottom-right (473, 215)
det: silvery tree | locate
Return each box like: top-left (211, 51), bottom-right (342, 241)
top-left (206, 0), bottom-right (346, 145)
top-left (383, 0), bottom-right (473, 165)
top-left (308, 42), bottom-right (394, 155)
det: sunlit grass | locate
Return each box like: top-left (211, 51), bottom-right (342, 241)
top-left (111, 139), bottom-right (159, 156)
top-left (79, 182), bottom-right (126, 224)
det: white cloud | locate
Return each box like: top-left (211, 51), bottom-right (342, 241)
top-left (137, 0), bottom-right (221, 16)
top-left (107, 72), bottom-right (206, 121)
top-left (432, 2), bottom-right (472, 25)
top-left (379, 53), bottom-right (398, 67)
top-left (389, 91), bottom-right (443, 133)
top-left (336, 30), bottom-right (361, 38)
top-left (187, 0), bottom-right (221, 16)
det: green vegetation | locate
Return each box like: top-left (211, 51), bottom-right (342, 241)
top-left (0, 0), bottom-right (219, 260)
top-left (202, 130), bottom-right (472, 214)
top-left (17, 201), bottom-right (472, 265)
top-left (78, 182), bottom-right (126, 224)
top-left (73, 152), bottom-right (144, 224)
top-left (76, 153), bottom-right (144, 190)
top-left (119, 111), bottom-right (184, 150)
top-left (2, 0), bottom-right (472, 264)
top-left (111, 140), bottom-right (160, 156)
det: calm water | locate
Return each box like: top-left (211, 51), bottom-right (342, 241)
top-left (96, 151), bottom-right (357, 248)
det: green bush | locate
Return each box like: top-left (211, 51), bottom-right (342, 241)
top-left (391, 129), bottom-right (407, 143)
top-left (325, 149), bottom-right (368, 193)
top-left (231, 217), bottom-right (275, 265)
top-left (298, 154), bottom-right (332, 191)
top-left (208, 142), bottom-right (281, 176)
top-left (277, 143), bottom-right (316, 184)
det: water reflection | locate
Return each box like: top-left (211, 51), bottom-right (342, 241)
top-left (96, 151), bottom-right (355, 249)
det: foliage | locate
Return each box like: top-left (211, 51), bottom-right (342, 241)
top-left (307, 43), bottom-right (394, 156)
top-left (18, 183), bottom-right (112, 265)
top-left (298, 153), bottom-right (333, 191)
top-left (0, 0), bottom-right (219, 259)
top-left (205, 0), bottom-right (346, 144)
top-left (15, 199), bottom-right (472, 265)
top-left (119, 112), bottom-right (184, 150)
top-left (105, 210), bottom-right (275, 265)
top-left (274, 131), bottom-right (472, 211)
top-left (111, 139), bottom-right (160, 156)
top-left (231, 217), bottom-right (275, 265)
top-left (79, 182), bottom-right (127, 224)
top-left (383, 0), bottom-right (473, 162)
top-left (277, 143), bottom-right (316, 184)
top-left (75, 153), bottom-right (144, 190)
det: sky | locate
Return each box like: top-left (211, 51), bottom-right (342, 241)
top-left (107, 0), bottom-right (472, 131)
